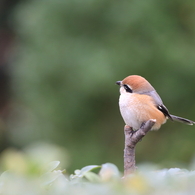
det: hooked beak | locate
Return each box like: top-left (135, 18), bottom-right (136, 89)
top-left (116, 81), bottom-right (122, 86)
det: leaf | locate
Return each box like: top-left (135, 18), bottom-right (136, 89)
top-left (70, 165), bottom-right (100, 180)
top-left (42, 161), bottom-right (60, 174)
top-left (40, 170), bottom-right (66, 186)
top-left (99, 163), bottom-right (121, 181)
top-left (79, 165), bottom-right (101, 176)
top-left (83, 172), bottom-right (101, 182)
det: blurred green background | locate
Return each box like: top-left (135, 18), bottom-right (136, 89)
top-left (1, 0), bottom-right (195, 173)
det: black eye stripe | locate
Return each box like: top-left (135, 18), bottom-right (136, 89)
top-left (123, 84), bottom-right (132, 93)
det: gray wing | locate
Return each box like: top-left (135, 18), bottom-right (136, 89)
top-left (142, 90), bottom-right (173, 120)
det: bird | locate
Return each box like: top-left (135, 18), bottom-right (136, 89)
top-left (116, 75), bottom-right (195, 130)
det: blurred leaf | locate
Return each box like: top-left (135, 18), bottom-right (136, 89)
top-left (40, 170), bottom-right (67, 186)
top-left (24, 142), bottom-right (69, 169)
top-left (83, 171), bottom-right (101, 182)
top-left (123, 174), bottom-right (150, 194)
top-left (0, 149), bottom-right (28, 175)
top-left (99, 163), bottom-right (121, 181)
top-left (42, 161), bottom-right (61, 174)
top-left (70, 165), bottom-right (100, 180)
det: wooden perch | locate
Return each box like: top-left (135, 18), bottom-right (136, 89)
top-left (124, 119), bottom-right (156, 176)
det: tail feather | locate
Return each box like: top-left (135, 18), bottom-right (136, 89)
top-left (170, 115), bottom-right (195, 125)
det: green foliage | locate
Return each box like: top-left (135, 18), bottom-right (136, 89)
top-left (1, 143), bottom-right (195, 194)
top-left (9, 0), bottom-right (195, 172)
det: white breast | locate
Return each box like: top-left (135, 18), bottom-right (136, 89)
top-left (119, 93), bottom-right (144, 130)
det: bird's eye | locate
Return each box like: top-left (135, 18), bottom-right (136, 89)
top-left (123, 84), bottom-right (132, 93)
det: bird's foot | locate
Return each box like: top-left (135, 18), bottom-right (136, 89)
top-left (129, 129), bottom-right (138, 137)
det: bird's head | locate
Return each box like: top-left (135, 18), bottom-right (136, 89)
top-left (116, 75), bottom-right (154, 94)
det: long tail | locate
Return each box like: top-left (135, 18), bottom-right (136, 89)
top-left (170, 114), bottom-right (195, 125)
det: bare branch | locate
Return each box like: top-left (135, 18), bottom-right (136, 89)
top-left (124, 119), bottom-right (156, 176)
